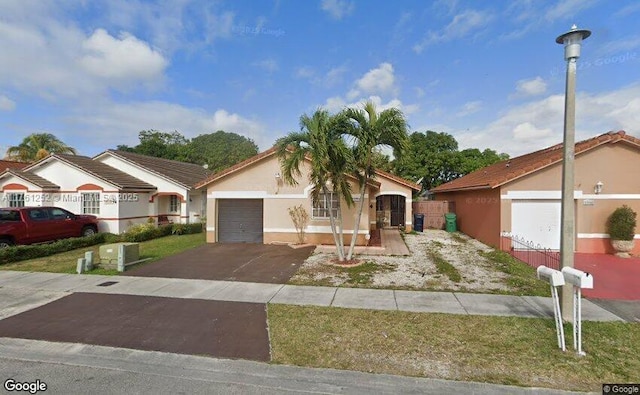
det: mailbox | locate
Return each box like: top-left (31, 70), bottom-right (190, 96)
top-left (561, 267), bottom-right (593, 289)
top-left (537, 266), bottom-right (565, 287)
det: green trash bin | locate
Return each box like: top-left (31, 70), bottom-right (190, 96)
top-left (444, 213), bottom-right (457, 232)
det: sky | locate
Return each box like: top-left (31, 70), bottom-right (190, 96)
top-left (1, 0), bottom-right (640, 159)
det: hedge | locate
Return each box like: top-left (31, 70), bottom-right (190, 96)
top-left (0, 222), bottom-right (203, 265)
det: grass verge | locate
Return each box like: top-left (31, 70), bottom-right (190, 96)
top-left (268, 304), bottom-right (640, 392)
top-left (0, 233), bottom-right (205, 274)
top-left (479, 250), bottom-right (549, 296)
top-left (289, 260), bottom-right (394, 287)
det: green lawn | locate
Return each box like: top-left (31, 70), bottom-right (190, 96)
top-left (0, 233), bottom-right (205, 274)
top-left (268, 304), bottom-right (640, 392)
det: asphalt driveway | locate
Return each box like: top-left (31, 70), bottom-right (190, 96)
top-left (0, 293), bottom-right (271, 361)
top-left (126, 243), bottom-right (314, 283)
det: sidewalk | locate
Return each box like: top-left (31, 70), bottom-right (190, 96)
top-left (0, 270), bottom-right (622, 321)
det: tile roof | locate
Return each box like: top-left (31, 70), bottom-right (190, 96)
top-left (195, 146), bottom-right (420, 191)
top-left (0, 169), bottom-right (60, 189)
top-left (25, 154), bottom-right (156, 190)
top-left (0, 160), bottom-right (29, 171)
top-left (432, 130), bottom-right (640, 193)
top-left (98, 150), bottom-right (212, 189)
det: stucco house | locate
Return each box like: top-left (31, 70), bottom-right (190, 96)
top-left (195, 147), bottom-right (420, 245)
top-left (0, 151), bottom-right (210, 234)
top-left (431, 130), bottom-right (640, 255)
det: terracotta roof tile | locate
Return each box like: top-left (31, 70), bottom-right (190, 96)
top-left (0, 160), bottom-right (29, 171)
top-left (432, 130), bottom-right (640, 193)
top-left (99, 150), bottom-right (211, 189)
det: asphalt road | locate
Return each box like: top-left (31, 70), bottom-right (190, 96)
top-left (0, 338), bottom-right (589, 395)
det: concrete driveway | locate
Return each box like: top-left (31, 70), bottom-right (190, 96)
top-left (126, 243), bottom-right (314, 283)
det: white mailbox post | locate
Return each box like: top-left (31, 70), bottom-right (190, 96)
top-left (537, 265), bottom-right (566, 351)
top-left (561, 267), bottom-right (593, 356)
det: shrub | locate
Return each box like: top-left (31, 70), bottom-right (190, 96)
top-left (607, 205), bottom-right (637, 241)
top-left (0, 233), bottom-right (107, 265)
top-left (288, 205), bottom-right (309, 244)
top-left (122, 223), bottom-right (161, 242)
top-left (171, 223), bottom-right (203, 235)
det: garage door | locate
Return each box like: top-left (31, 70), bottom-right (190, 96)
top-left (511, 200), bottom-right (561, 250)
top-left (218, 199), bottom-right (263, 243)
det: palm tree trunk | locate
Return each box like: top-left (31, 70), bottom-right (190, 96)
top-left (347, 181), bottom-right (367, 260)
top-left (324, 186), bottom-right (345, 261)
top-left (337, 202), bottom-right (346, 260)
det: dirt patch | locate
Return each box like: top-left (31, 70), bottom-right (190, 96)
top-left (290, 230), bottom-right (509, 292)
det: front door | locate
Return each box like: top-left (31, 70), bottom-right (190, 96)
top-left (390, 196), bottom-right (405, 226)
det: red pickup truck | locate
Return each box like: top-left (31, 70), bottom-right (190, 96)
top-left (0, 206), bottom-right (99, 248)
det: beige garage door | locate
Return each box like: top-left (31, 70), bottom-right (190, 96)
top-left (217, 199), bottom-right (264, 243)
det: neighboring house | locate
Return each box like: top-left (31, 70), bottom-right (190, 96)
top-left (431, 130), bottom-right (640, 255)
top-left (0, 160), bottom-right (29, 172)
top-left (195, 147), bottom-right (420, 245)
top-left (0, 151), bottom-right (210, 234)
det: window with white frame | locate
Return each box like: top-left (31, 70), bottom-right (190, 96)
top-left (312, 191), bottom-right (340, 219)
top-left (8, 193), bottom-right (25, 208)
top-left (169, 195), bottom-right (179, 212)
top-left (81, 192), bottom-right (100, 215)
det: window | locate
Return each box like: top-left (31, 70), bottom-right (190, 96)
top-left (169, 195), bottom-right (179, 212)
top-left (49, 207), bottom-right (71, 220)
top-left (28, 208), bottom-right (49, 221)
top-left (376, 197), bottom-right (384, 211)
top-left (312, 192), bottom-right (340, 219)
top-left (8, 193), bottom-right (25, 208)
top-left (81, 192), bottom-right (100, 215)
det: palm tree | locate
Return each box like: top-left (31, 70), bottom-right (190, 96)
top-left (339, 101), bottom-right (409, 260)
top-left (5, 133), bottom-right (77, 162)
top-left (276, 109), bottom-right (354, 261)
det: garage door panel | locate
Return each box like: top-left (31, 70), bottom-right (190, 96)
top-left (511, 200), bottom-right (561, 250)
top-left (218, 199), bottom-right (263, 243)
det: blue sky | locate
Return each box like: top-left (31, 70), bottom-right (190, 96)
top-left (1, 0), bottom-right (639, 158)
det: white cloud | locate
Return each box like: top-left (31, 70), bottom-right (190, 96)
top-left (253, 58), bottom-right (279, 73)
top-left (80, 29), bottom-right (168, 85)
top-left (324, 95), bottom-right (418, 116)
top-left (348, 63), bottom-right (396, 99)
top-left (320, 0), bottom-right (355, 20)
top-left (64, 100), bottom-right (268, 152)
top-left (295, 64), bottom-right (348, 88)
top-left (414, 9), bottom-right (493, 53)
top-left (457, 100), bottom-right (482, 116)
top-left (0, 95), bottom-right (16, 111)
top-left (515, 76), bottom-right (547, 97)
top-left (295, 66), bottom-right (315, 79)
top-left (544, 0), bottom-right (598, 22)
top-left (0, 10), bottom-right (168, 99)
top-left (452, 83), bottom-right (640, 156)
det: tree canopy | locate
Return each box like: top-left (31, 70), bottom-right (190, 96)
top-left (393, 131), bottom-right (508, 191)
top-left (117, 129), bottom-right (258, 172)
top-left (5, 133), bottom-right (77, 162)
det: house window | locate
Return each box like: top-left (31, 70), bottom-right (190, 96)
top-left (81, 193), bottom-right (100, 215)
top-left (312, 192), bottom-right (340, 219)
top-left (376, 197), bottom-right (384, 211)
top-left (8, 193), bottom-right (25, 208)
top-left (169, 195), bottom-right (179, 212)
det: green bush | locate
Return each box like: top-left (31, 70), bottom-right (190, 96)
top-left (122, 223), bottom-right (161, 242)
top-left (171, 223), bottom-right (203, 235)
top-left (607, 205), bottom-right (637, 241)
top-left (0, 233), bottom-right (107, 265)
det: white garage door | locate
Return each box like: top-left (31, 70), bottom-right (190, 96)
top-left (218, 199), bottom-right (263, 243)
top-left (511, 200), bottom-right (561, 250)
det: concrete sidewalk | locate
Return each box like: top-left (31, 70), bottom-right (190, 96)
top-left (0, 270), bottom-right (622, 321)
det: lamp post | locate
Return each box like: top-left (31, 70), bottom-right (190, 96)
top-left (556, 24), bottom-right (591, 321)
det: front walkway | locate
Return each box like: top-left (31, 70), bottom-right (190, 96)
top-left (0, 270), bottom-right (622, 321)
top-left (314, 228), bottom-right (411, 256)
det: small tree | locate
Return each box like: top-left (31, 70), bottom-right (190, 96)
top-left (288, 205), bottom-right (310, 244)
top-left (607, 205), bottom-right (637, 241)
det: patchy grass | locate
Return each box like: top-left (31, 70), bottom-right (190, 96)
top-left (0, 233), bottom-right (205, 274)
top-left (268, 305), bottom-right (640, 392)
top-left (426, 242), bottom-right (462, 283)
top-left (449, 232), bottom-right (468, 244)
top-left (479, 250), bottom-right (549, 297)
top-left (343, 261), bottom-right (395, 285)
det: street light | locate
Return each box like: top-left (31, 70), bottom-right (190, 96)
top-left (556, 24), bottom-right (591, 321)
